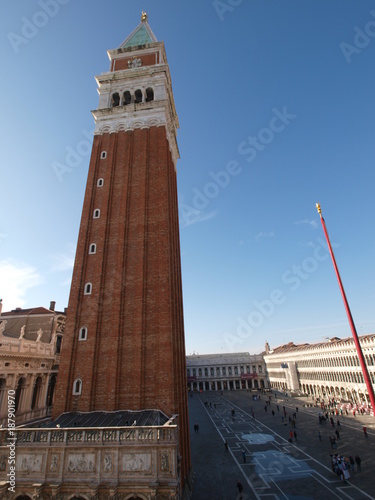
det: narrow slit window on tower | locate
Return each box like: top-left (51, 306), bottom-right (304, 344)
top-left (112, 92), bottom-right (120, 107)
top-left (100, 151), bottom-right (107, 159)
top-left (89, 243), bottom-right (96, 254)
top-left (79, 327), bottom-right (88, 341)
top-left (97, 178), bottom-right (104, 187)
top-left (93, 209), bottom-right (100, 219)
top-left (84, 283), bottom-right (92, 295)
top-left (134, 89), bottom-right (143, 103)
top-left (145, 87), bottom-right (154, 102)
top-left (72, 378), bottom-right (82, 395)
top-left (123, 91), bottom-right (131, 105)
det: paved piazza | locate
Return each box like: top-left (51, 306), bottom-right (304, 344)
top-left (189, 390), bottom-right (375, 499)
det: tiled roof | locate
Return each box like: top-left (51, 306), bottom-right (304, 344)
top-left (268, 334), bottom-right (375, 354)
top-left (1, 307), bottom-right (63, 316)
top-left (47, 410), bottom-right (169, 428)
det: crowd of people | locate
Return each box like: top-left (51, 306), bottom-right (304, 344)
top-left (330, 453), bottom-right (362, 481)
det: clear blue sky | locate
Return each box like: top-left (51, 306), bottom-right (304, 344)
top-left (1, 1), bottom-right (374, 355)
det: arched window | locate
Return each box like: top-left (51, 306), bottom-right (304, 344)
top-left (134, 89), bottom-right (142, 103)
top-left (84, 283), bottom-right (92, 295)
top-left (112, 92), bottom-right (120, 107)
top-left (31, 376), bottom-right (43, 410)
top-left (55, 335), bottom-right (62, 354)
top-left (100, 151), bottom-right (107, 159)
top-left (145, 87), bottom-right (154, 102)
top-left (97, 178), bottom-right (104, 187)
top-left (0, 379), bottom-right (6, 410)
top-left (79, 327), bottom-right (88, 341)
top-left (93, 209), bottom-right (100, 219)
top-left (123, 90), bottom-right (131, 105)
top-left (89, 243), bottom-right (96, 254)
top-left (73, 379), bottom-right (82, 395)
top-left (46, 374), bottom-right (57, 407)
top-left (15, 377), bottom-right (26, 412)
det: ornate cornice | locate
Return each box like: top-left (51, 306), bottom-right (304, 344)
top-left (92, 102), bottom-right (179, 167)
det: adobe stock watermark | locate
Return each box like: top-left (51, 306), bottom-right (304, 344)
top-left (340, 11), bottom-right (375, 63)
top-left (179, 106), bottom-right (296, 227)
top-left (8, 0), bottom-right (72, 54)
top-left (52, 129), bottom-right (93, 183)
top-left (222, 237), bottom-right (335, 351)
top-left (213, 0), bottom-right (244, 22)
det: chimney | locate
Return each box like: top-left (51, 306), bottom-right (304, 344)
top-left (50, 301), bottom-right (56, 311)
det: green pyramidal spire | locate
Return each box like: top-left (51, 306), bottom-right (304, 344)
top-left (119, 12), bottom-right (158, 49)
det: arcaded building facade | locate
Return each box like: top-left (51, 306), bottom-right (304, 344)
top-left (264, 335), bottom-right (375, 405)
top-left (186, 352), bottom-right (268, 392)
top-left (0, 302), bottom-right (65, 427)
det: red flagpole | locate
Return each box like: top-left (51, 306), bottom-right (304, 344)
top-left (316, 203), bottom-right (375, 414)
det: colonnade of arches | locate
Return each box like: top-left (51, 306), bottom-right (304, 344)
top-left (0, 373), bottom-right (56, 425)
top-left (111, 87), bottom-right (154, 107)
top-left (188, 378), bottom-right (266, 392)
top-left (301, 383), bottom-right (371, 405)
top-left (268, 379), bottom-right (371, 405)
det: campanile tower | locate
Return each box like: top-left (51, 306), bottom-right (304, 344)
top-left (53, 13), bottom-right (191, 485)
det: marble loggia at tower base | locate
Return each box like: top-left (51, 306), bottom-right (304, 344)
top-left (1, 13), bottom-right (192, 500)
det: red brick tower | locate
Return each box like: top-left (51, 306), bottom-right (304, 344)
top-left (53, 13), bottom-right (191, 484)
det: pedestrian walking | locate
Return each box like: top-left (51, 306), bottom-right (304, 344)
top-left (237, 480), bottom-right (244, 497)
top-left (289, 430), bottom-right (293, 442)
top-left (335, 429), bottom-right (340, 440)
top-left (224, 440), bottom-right (228, 451)
top-left (242, 450), bottom-right (247, 463)
top-left (294, 430), bottom-right (297, 441)
top-left (355, 455), bottom-right (361, 471)
top-left (337, 419), bottom-right (341, 429)
top-left (363, 426), bottom-right (368, 438)
top-left (349, 456), bottom-right (355, 472)
top-left (272, 410), bottom-right (275, 417)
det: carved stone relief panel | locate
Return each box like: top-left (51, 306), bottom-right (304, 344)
top-left (160, 451), bottom-right (170, 472)
top-left (103, 452), bottom-right (113, 473)
top-left (48, 452), bottom-right (62, 474)
top-left (16, 453), bottom-right (44, 473)
top-left (122, 452), bottom-right (151, 473)
top-left (66, 452), bottom-right (95, 474)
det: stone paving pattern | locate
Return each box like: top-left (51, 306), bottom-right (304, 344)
top-left (189, 390), bottom-right (375, 499)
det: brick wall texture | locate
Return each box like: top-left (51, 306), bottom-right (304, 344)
top-left (52, 126), bottom-right (191, 481)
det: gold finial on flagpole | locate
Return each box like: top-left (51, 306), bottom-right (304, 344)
top-left (141, 11), bottom-right (148, 22)
top-left (316, 203), bottom-right (322, 218)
